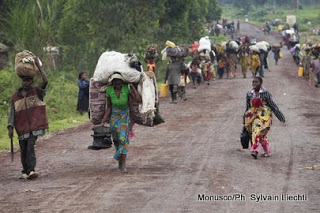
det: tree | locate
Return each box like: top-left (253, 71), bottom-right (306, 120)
top-left (206, 0), bottom-right (222, 22)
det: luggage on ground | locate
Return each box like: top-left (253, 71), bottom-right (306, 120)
top-left (240, 127), bottom-right (250, 149)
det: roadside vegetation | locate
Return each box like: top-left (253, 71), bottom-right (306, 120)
top-left (0, 0), bottom-right (223, 150)
top-left (221, 3), bottom-right (320, 42)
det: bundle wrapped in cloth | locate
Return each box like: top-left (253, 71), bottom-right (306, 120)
top-left (93, 51), bottom-right (142, 84)
top-left (198, 36), bottom-right (211, 52)
top-left (228, 41), bottom-right (239, 51)
top-left (249, 45), bottom-right (260, 53)
top-left (89, 78), bottom-right (107, 125)
top-left (144, 45), bottom-right (159, 63)
top-left (312, 42), bottom-right (320, 55)
top-left (90, 51), bottom-right (164, 127)
top-left (15, 50), bottom-right (42, 78)
top-left (130, 72), bottom-right (164, 127)
top-left (255, 42), bottom-right (268, 53)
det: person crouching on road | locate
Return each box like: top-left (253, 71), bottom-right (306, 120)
top-left (164, 57), bottom-right (188, 104)
top-left (244, 77), bottom-right (285, 159)
top-left (7, 57), bottom-right (48, 180)
top-left (100, 74), bottom-right (141, 173)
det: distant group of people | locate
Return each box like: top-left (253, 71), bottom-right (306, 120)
top-left (209, 20), bottom-right (240, 39)
top-left (289, 41), bottom-right (320, 87)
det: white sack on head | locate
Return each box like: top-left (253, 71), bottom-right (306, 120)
top-left (221, 42), bottom-right (227, 50)
top-left (249, 45), bottom-right (260, 53)
top-left (229, 40), bottom-right (239, 51)
top-left (93, 51), bottom-right (142, 83)
top-left (198, 36), bottom-right (212, 52)
top-left (260, 41), bottom-right (270, 49)
top-left (256, 42), bottom-right (268, 52)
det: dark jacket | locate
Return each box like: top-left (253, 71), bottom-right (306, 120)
top-left (246, 87), bottom-right (285, 123)
top-left (165, 61), bottom-right (188, 85)
top-left (78, 79), bottom-right (89, 99)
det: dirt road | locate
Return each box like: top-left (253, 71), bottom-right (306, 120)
top-left (0, 23), bottom-right (319, 213)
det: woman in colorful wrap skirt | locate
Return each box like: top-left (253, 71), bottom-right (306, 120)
top-left (240, 45), bottom-right (249, 78)
top-left (244, 77), bottom-right (285, 159)
top-left (101, 74), bottom-right (141, 173)
top-left (250, 52), bottom-right (261, 77)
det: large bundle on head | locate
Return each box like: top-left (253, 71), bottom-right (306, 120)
top-left (198, 36), bottom-right (211, 52)
top-left (256, 42), bottom-right (268, 53)
top-left (226, 40), bottom-right (239, 54)
top-left (249, 45), bottom-right (260, 53)
top-left (144, 45), bottom-right (159, 63)
top-left (216, 43), bottom-right (225, 56)
top-left (93, 51), bottom-right (142, 84)
top-left (163, 40), bottom-right (184, 58)
top-left (177, 45), bottom-right (189, 57)
top-left (166, 47), bottom-right (183, 57)
top-left (259, 41), bottom-right (271, 51)
top-left (89, 79), bottom-right (107, 125)
top-left (272, 43), bottom-right (282, 49)
top-left (312, 42), bottom-right (320, 56)
top-left (15, 50), bottom-right (39, 78)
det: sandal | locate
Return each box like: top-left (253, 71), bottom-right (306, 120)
top-left (251, 151), bottom-right (258, 159)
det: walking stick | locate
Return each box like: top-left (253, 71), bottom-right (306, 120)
top-left (10, 137), bottom-right (14, 162)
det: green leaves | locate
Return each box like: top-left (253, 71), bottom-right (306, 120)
top-left (2, 0), bottom-right (222, 72)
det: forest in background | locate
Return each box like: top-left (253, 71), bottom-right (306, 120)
top-left (0, 0), bottom-right (221, 73)
top-left (0, 0), bottom-right (221, 148)
top-left (219, 0), bottom-right (320, 11)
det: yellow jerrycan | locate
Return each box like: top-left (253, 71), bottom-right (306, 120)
top-left (298, 66), bottom-right (304, 77)
top-left (160, 83), bottom-right (169, 98)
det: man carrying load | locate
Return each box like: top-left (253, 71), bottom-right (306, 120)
top-left (8, 51), bottom-right (48, 180)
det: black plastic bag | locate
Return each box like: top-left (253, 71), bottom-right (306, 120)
top-left (240, 127), bottom-right (250, 149)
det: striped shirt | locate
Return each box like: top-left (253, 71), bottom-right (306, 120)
top-left (245, 87), bottom-right (286, 123)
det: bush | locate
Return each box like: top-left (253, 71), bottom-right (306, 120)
top-left (252, 9), bottom-right (269, 19)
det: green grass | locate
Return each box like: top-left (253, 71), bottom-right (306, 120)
top-left (221, 4), bottom-right (320, 44)
top-left (221, 4), bottom-right (320, 28)
top-left (0, 67), bottom-right (89, 151)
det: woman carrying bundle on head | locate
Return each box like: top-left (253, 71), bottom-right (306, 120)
top-left (100, 74), bottom-right (142, 173)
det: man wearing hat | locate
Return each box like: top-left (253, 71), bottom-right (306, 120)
top-left (7, 57), bottom-right (48, 180)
